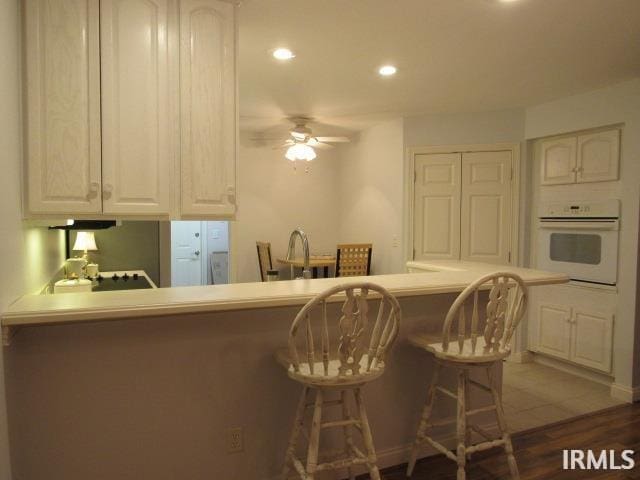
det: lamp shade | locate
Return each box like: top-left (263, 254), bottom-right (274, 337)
top-left (285, 143), bottom-right (316, 161)
top-left (72, 231), bottom-right (98, 252)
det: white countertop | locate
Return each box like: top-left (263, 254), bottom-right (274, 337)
top-left (1, 261), bottom-right (568, 330)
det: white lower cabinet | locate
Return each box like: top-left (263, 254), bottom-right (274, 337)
top-left (528, 285), bottom-right (615, 374)
top-left (536, 303), bottom-right (572, 360)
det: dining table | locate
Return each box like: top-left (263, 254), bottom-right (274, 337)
top-left (276, 255), bottom-right (336, 278)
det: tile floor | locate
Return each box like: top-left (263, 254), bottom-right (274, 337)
top-left (501, 361), bottom-right (623, 432)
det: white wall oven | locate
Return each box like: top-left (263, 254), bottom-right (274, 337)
top-left (536, 200), bottom-right (619, 286)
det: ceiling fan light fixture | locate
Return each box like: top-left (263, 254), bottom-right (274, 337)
top-left (286, 143), bottom-right (316, 161)
top-left (273, 48), bottom-right (295, 60)
top-left (378, 65), bottom-right (397, 76)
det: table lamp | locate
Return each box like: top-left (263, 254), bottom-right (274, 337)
top-left (72, 231), bottom-right (98, 262)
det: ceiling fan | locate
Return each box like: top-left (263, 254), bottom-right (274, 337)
top-left (276, 118), bottom-right (350, 161)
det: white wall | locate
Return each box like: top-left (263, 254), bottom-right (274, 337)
top-left (338, 118), bottom-right (405, 275)
top-left (403, 108), bottom-right (525, 147)
top-left (234, 136), bottom-right (342, 282)
top-left (525, 78), bottom-right (640, 392)
top-left (0, 0), bottom-right (67, 477)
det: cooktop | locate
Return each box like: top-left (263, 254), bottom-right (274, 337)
top-left (90, 271), bottom-right (155, 292)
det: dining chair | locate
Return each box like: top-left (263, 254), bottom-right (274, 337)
top-left (335, 243), bottom-right (373, 277)
top-left (256, 241), bottom-right (273, 282)
top-left (406, 272), bottom-right (528, 480)
top-left (276, 282), bottom-right (401, 480)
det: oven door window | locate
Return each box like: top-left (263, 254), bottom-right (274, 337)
top-left (549, 233), bottom-right (601, 265)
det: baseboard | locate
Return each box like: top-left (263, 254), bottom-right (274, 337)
top-left (271, 423), bottom-right (500, 480)
top-left (507, 351), bottom-right (534, 364)
top-left (531, 352), bottom-right (613, 386)
top-left (610, 383), bottom-right (640, 403)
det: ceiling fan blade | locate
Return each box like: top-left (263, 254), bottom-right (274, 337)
top-left (272, 140), bottom-right (294, 150)
top-left (307, 140), bottom-right (334, 150)
top-left (314, 136), bottom-right (350, 143)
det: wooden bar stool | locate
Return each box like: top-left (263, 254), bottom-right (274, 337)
top-left (406, 272), bottom-right (528, 480)
top-left (276, 282), bottom-right (401, 480)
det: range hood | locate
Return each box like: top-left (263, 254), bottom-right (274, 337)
top-left (48, 220), bottom-right (118, 231)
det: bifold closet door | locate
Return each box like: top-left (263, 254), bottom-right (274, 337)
top-left (460, 151), bottom-right (512, 265)
top-left (100, 0), bottom-right (175, 214)
top-left (413, 153), bottom-right (461, 261)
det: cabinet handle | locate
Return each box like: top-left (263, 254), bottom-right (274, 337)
top-left (103, 183), bottom-right (113, 200)
top-left (226, 185), bottom-right (236, 204)
top-left (87, 182), bottom-right (100, 200)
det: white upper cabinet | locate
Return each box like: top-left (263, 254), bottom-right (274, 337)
top-left (100, 0), bottom-right (175, 215)
top-left (539, 129), bottom-right (619, 186)
top-left (180, 0), bottom-right (237, 217)
top-left (576, 130), bottom-right (620, 183)
top-left (24, 0), bottom-right (102, 214)
top-left (24, 0), bottom-right (237, 219)
top-left (539, 137), bottom-right (577, 185)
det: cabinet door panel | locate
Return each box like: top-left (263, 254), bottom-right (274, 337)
top-left (180, 0), bottom-right (236, 216)
top-left (576, 130), bottom-right (619, 183)
top-left (571, 310), bottom-right (613, 373)
top-left (540, 137), bottom-right (576, 185)
top-left (535, 303), bottom-right (572, 360)
top-left (413, 153), bottom-right (461, 260)
top-left (460, 151), bottom-right (512, 265)
top-left (25, 0), bottom-right (102, 214)
top-left (101, 0), bottom-right (174, 214)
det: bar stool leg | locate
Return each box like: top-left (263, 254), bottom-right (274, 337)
top-left (456, 370), bottom-right (468, 480)
top-left (341, 390), bottom-right (356, 480)
top-left (354, 388), bottom-right (381, 480)
top-left (407, 362), bottom-right (441, 476)
top-left (282, 386), bottom-right (309, 480)
top-left (487, 367), bottom-right (520, 480)
top-left (306, 389), bottom-right (324, 479)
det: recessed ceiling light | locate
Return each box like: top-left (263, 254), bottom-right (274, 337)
top-left (378, 65), bottom-right (397, 76)
top-left (273, 48), bottom-right (295, 60)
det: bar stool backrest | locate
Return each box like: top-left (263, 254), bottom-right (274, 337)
top-left (441, 272), bottom-right (528, 359)
top-left (288, 282), bottom-right (401, 380)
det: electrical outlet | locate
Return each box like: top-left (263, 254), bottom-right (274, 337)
top-left (392, 235), bottom-right (400, 248)
top-left (226, 427), bottom-right (243, 453)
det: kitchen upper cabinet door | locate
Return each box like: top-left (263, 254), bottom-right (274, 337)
top-left (180, 0), bottom-right (237, 217)
top-left (576, 130), bottom-right (620, 183)
top-left (413, 153), bottom-right (461, 260)
top-left (460, 151), bottom-right (512, 265)
top-left (100, 0), bottom-right (175, 215)
top-left (571, 310), bottom-right (614, 373)
top-left (24, 0), bottom-right (102, 214)
top-left (535, 303), bottom-right (572, 360)
top-left (540, 137), bottom-right (577, 185)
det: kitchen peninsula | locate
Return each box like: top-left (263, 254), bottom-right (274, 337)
top-left (2, 262), bottom-right (566, 480)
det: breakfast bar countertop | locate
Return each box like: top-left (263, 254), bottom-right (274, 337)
top-left (1, 260), bottom-right (568, 334)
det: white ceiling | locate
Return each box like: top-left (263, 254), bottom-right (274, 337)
top-left (238, 0), bottom-right (640, 133)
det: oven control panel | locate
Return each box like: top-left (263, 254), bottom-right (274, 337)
top-left (539, 200), bottom-right (620, 218)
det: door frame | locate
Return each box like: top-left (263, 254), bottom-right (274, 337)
top-left (403, 142), bottom-right (521, 267)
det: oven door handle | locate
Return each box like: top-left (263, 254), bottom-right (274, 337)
top-left (538, 220), bottom-right (619, 230)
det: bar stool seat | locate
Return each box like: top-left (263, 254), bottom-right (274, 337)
top-left (406, 272), bottom-right (528, 480)
top-left (409, 334), bottom-right (504, 364)
top-left (277, 282), bottom-right (401, 480)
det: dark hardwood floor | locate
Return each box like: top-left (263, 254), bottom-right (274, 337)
top-left (367, 404), bottom-right (640, 480)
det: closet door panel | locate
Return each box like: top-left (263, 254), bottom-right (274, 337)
top-left (460, 151), bottom-right (512, 265)
top-left (413, 153), bottom-right (461, 260)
